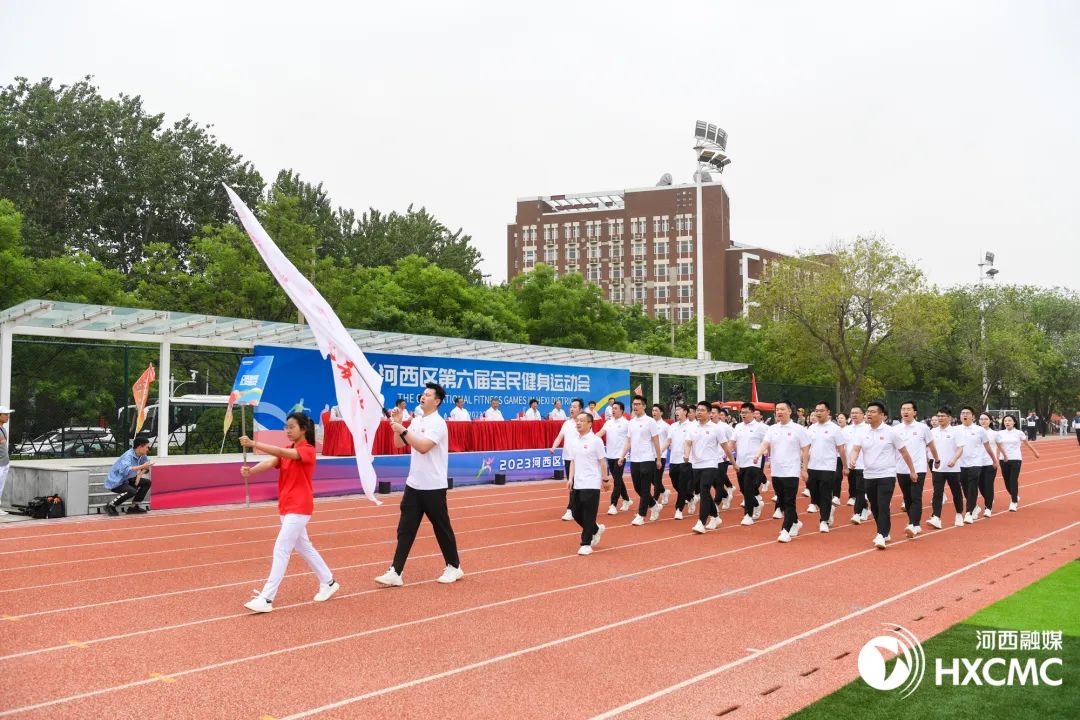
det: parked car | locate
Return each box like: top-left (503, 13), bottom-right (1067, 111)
top-left (14, 427), bottom-right (117, 458)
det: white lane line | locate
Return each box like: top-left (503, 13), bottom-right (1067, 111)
top-left (3, 488), bottom-right (1075, 718)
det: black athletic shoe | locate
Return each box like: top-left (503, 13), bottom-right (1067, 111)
top-left (105, 504), bottom-right (119, 516)
top-left (126, 505), bottom-right (147, 514)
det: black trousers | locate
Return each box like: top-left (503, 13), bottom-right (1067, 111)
top-left (865, 475), bottom-right (896, 537)
top-left (694, 467), bottom-right (719, 522)
top-left (1001, 459), bottom-right (1022, 503)
top-left (960, 466), bottom-right (981, 513)
top-left (652, 458), bottom-right (667, 500)
top-left (738, 465), bottom-right (763, 516)
top-left (109, 479), bottom-right (151, 507)
top-left (391, 485), bottom-right (460, 574)
top-left (630, 461), bottom-right (658, 517)
top-left (1075, 429), bottom-right (1080, 446)
top-left (570, 489), bottom-right (601, 546)
top-left (1026, 426), bottom-right (1037, 441)
top-left (979, 464), bottom-right (997, 510)
top-left (931, 471), bottom-right (963, 517)
top-left (670, 463), bottom-right (692, 511)
top-left (806, 469), bottom-right (834, 522)
top-left (565, 460), bottom-right (573, 509)
top-left (607, 458), bottom-right (629, 507)
top-left (897, 472), bottom-right (926, 526)
top-left (851, 469), bottom-right (867, 514)
top-left (834, 458), bottom-right (844, 498)
top-left (772, 476), bottom-right (799, 532)
top-left (714, 461), bottom-right (732, 502)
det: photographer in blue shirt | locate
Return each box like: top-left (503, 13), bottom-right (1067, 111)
top-left (104, 437), bottom-right (154, 515)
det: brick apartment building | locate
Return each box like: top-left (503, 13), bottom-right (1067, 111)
top-left (506, 180), bottom-right (786, 323)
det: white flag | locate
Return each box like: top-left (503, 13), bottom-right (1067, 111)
top-left (224, 184), bottom-right (385, 505)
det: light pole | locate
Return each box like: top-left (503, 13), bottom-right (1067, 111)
top-left (977, 251), bottom-right (999, 410)
top-left (693, 121), bottom-right (731, 399)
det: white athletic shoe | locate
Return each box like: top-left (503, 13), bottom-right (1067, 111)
top-left (375, 567), bottom-right (404, 587)
top-left (607, 505), bottom-right (618, 516)
top-left (244, 592), bottom-right (273, 613)
top-left (649, 503), bottom-right (662, 522)
top-left (828, 514), bottom-right (835, 527)
top-left (955, 514), bottom-right (966, 527)
top-left (620, 499), bottom-right (633, 512)
top-left (706, 516), bottom-right (720, 530)
top-left (819, 521), bottom-right (830, 534)
top-left (741, 515), bottom-right (754, 526)
top-left (964, 512), bottom-right (974, 524)
top-left (631, 515), bottom-right (645, 526)
top-left (847, 498), bottom-right (856, 506)
top-left (721, 496), bottom-right (732, 511)
top-left (807, 503), bottom-right (818, 514)
top-left (984, 508), bottom-right (992, 518)
top-left (436, 565), bottom-right (464, 584)
top-left (873, 534), bottom-right (887, 550)
top-left (756, 494), bottom-right (764, 505)
top-left (832, 497), bottom-right (841, 507)
top-left (912, 525), bottom-right (922, 537)
top-left (692, 520), bottom-right (707, 534)
top-left (928, 516), bottom-right (942, 530)
top-left (577, 545), bottom-right (593, 556)
top-left (688, 498), bottom-right (698, 515)
top-left (674, 509), bottom-right (684, 520)
top-left (561, 509), bottom-right (574, 521)
top-left (851, 513), bottom-right (864, 525)
top-left (802, 488), bottom-right (811, 498)
top-left (860, 509), bottom-right (870, 522)
top-left (789, 520), bottom-right (803, 537)
top-left (761, 481), bottom-right (770, 493)
top-left (661, 489), bottom-right (671, 504)
top-left (772, 508), bottom-right (783, 520)
top-left (904, 524), bottom-right (915, 539)
top-left (778, 530), bottom-right (791, 543)
top-left (0, 509), bottom-right (8, 515)
top-left (313, 580), bottom-right (340, 602)
top-left (972, 506), bottom-right (983, 520)
top-left (883, 534), bottom-right (891, 542)
top-left (752, 504), bottom-right (763, 520)
top-left (591, 524), bottom-right (606, 547)
top-left (1009, 502), bottom-right (1018, 512)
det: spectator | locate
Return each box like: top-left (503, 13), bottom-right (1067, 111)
top-left (394, 398), bottom-right (411, 423)
top-left (549, 400), bottom-right (567, 421)
top-left (104, 437), bottom-right (154, 515)
top-left (448, 397), bottom-right (471, 422)
top-left (523, 398), bottom-right (542, 421)
top-left (482, 398), bottom-right (505, 421)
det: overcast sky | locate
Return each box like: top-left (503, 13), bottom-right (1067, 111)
top-left (3, 0), bottom-right (1078, 291)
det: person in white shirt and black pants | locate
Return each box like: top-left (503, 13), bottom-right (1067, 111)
top-left (732, 402), bottom-right (768, 525)
top-left (894, 400), bottom-right (940, 538)
top-left (666, 404), bottom-right (693, 519)
top-left (752, 400), bottom-right (810, 543)
top-left (551, 398), bottom-right (584, 521)
top-left (948, 406), bottom-right (1000, 524)
top-left (376, 382), bottom-right (463, 587)
top-left (848, 401), bottom-right (918, 549)
top-left (686, 401), bottom-right (736, 533)
top-left (805, 400), bottom-right (846, 533)
top-left (929, 407), bottom-right (965, 529)
top-left (598, 400), bottom-right (631, 514)
top-left (619, 395), bottom-right (663, 525)
top-left (567, 412), bottom-right (612, 555)
top-left (996, 414), bottom-right (1040, 512)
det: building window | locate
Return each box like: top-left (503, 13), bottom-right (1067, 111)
top-left (655, 286), bottom-right (669, 301)
top-left (632, 264), bottom-right (647, 280)
top-left (609, 219), bottom-right (624, 238)
top-left (678, 306), bottom-right (692, 322)
top-left (610, 267), bottom-right (623, 281)
top-left (656, 307), bottom-right (669, 320)
top-left (563, 223), bottom-right (580, 241)
top-left (677, 238), bottom-right (693, 255)
top-left (653, 240), bottom-right (668, 258)
top-left (587, 265), bottom-right (601, 282)
top-left (632, 241), bottom-right (646, 258)
top-left (676, 215), bottom-right (694, 235)
top-left (610, 242), bottom-right (623, 259)
top-left (544, 247), bottom-right (557, 264)
top-left (678, 261), bottom-right (693, 278)
top-left (652, 216), bottom-right (670, 235)
top-left (678, 285), bottom-right (693, 300)
top-left (566, 245), bottom-right (579, 262)
top-left (631, 218), bottom-right (646, 238)
top-left (655, 264), bottom-right (668, 280)
top-left (586, 221), bottom-right (603, 239)
top-left (632, 286), bottom-right (646, 303)
top-left (588, 243), bottom-right (602, 259)
top-left (611, 286), bottom-right (624, 302)
top-left (543, 224), bottom-right (557, 242)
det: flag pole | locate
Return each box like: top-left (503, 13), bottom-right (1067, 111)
top-left (241, 405), bottom-right (250, 507)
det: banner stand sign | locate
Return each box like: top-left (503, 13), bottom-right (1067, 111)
top-left (225, 356), bottom-right (273, 506)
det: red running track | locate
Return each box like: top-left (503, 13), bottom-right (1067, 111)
top-left (0, 439), bottom-right (1077, 719)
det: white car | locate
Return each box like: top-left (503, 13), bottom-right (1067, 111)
top-left (15, 427), bottom-right (117, 457)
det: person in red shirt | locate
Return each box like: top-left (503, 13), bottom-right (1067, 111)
top-left (239, 412), bottom-right (339, 613)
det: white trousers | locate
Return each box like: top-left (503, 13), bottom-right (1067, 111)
top-left (259, 513), bottom-right (333, 602)
top-left (0, 465), bottom-right (9, 505)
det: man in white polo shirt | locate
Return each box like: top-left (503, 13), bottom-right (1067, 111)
top-left (567, 412), bottom-right (612, 555)
top-left (619, 395), bottom-right (663, 525)
top-left (849, 400), bottom-right (918, 550)
top-left (551, 398), bottom-right (585, 521)
top-left (523, 398), bottom-right (543, 420)
top-left (752, 400), bottom-right (810, 543)
top-left (686, 401), bottom-right (736, 533)
top-left (732, 402), bottom-right (768, 525)
top-left (377, 382), bottom-right (463, 586)
top-left (929, 406), bottom-right (964, 529)
top-left (805, 400), bottom-right (846, 533)
top-left (597, 400), bottom-right (631, 515)
top-left (667, 404), bottom-right (693, 519)
top-left (650, 403), bottom-right (672, 506)
top-left (482, 399), bottom-right (505, 421)
top-left (549, 400), bottom-right (567, 421)
top-left (949, 406), bottom-right (1000, 524)
top-left (895, 400), bottom-right (940, 538)
top-left (842, 406), bottom-right (869, 520)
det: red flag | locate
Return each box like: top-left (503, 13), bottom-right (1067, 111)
top-left (132, 363), bottom-right (156, 434)
top-left (750, 373), bottom-right (759, 403)
top-left (223, 390), bottom-right (240, 436)
top-left (633, 384), bottom-right (643, 397)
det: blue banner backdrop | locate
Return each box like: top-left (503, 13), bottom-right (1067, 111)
top-left (252, 345), bottom-right (630, 430)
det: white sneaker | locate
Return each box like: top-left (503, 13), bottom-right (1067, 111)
top-left (984, 508), bottom-right (992, 518)
top-left (620, 499), bottom-right (633, 512)
top-left (955, 514), bottom-right (965, 527)
top-left (873, 534), bottom-right (886, 550)
top-left (649, 503), bottom-right (662, 522)
top-left (756, 494), bottom-right (764, 505)
top-left (884, 534), bottom-right (891, 542)
top-left (706, 516), bottom-right (720, 530)
top-left (752, 504), bottom-right (762, 520)
top-left (972, 506), bottom-right (983, 520)
top-left (741, 515), bottom-right (754, 526)
top-left (860, 509), bottom-right (870, 522)
top-left (905, 524), bottom-right (915, 538)
top-left (0, 509), bottom-right (8, 515)
top-left (847, 497), bottom-right (856, 506)
top-left (802, 488), bottom-right (811, 498)
top-left (591, 524), bottom-right (606, 547)
top-left (577, 545), bottom-right (593, 556)
top-left (561, 509), bottom-right (573, 521)
top-left (963, 512), bottom-right (974, 524)
top-left (832, 497), bottom-right (841, 507)
top-left (772, 508), bottom-right (783, 520)
top-left (790, 520), bottom-right (803, 537)
top-left (912, 525), bottom-right (922, 537)
top-left (851, 513), bottom-right (864, 525)
top-left (436, 565), bottom-right (464, 584)
top-left (661, 489), bottom-right (671, 504)
top-left (244, 592), bottom-right (273, 613)
top-left (692, 520), bottom-right (707, 534)
top-left (819, 521), bottom-right (830, 533)
top-left (674, 509), bottom-right (683, 520)
top-left (721, 496), bottom-right (731, 511)
top-left (778, 530), bottom-right (791, 543)
top-left (1009, 502), bottom-right (1018, 512)
top-left (688, 498), bottom-right (698, 515)
top-left (761, 481), bottom-right (770, 493)
top-left (375, 567), bottom-right (404, 587)
top-left (313, 580), bottom-right (340, 602)
top-left (631, 515), bottom-right (645, 526)
top-left (828, 514), bottom-right (835, 527)
top-left (807, 503), bottom-right (818, 513)
top-left (928, 516), bottom-right (942, 529)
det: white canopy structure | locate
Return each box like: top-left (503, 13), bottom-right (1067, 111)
top-left (0, 300), bottom-right (747, 455)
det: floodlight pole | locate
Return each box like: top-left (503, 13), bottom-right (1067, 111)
top-left (977, 251), bottom-right (997, 411)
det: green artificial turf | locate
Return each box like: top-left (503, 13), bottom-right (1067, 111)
top-left (786, 560), bottom-right (1079, 720)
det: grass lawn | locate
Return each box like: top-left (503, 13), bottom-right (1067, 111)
top-left (787, 560), bottom-right (1079, 720)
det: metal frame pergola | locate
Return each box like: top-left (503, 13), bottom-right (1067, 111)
top-left (0, 300), bottom-right (747, 455)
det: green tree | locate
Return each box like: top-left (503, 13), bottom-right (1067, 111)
top-left (510, 264), bottom-right (629, 350)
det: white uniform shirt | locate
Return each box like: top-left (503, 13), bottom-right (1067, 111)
top-left (733, 420), bottom-right (767, 465)
top-left (626, 414), bottom-right (660, 462)
top-left (405, 410), bottom-right (449, 490)
top-left (654, 419), bottom-right (670, 455)
top-left (713, 421), bottom-right (734, 462)
top-left (449, 407), bottom-right (471, 422)
top-left (895, 421), bottom-right (934, 474)
top-left (1072, 416), bottom-right (1080, 431)
top-left (853, 422), bottom-right (906, 479)
top-left (667, 419), bottom-right (691, 464)
top-left (549, 408), bottom-right (567, 421)
top-left (955, 423), bottom-right (992, 469)
top-left (558, 418), bottom-right (577, 461)
top-left (807, 421), bottom-right (845, 471)
top-left (686, 421), bottom-right (725, 469)
top-left (601, 416), bottom-right (629, 460)
top-left (569, 432), bottom-right (606, 490)
top-left (523, 408), bottom-right (542, 421)
top-left (978, 428), bottom-right (998, 465)
top-left (604, 405), bottom-right (615, 420)
top-left (842, 423), bottom-right (869, 470)
top-left (764, 421), bottom-right (810, 477)
top-left (483, 407), bottom-right (505, 421)
top-left (930, 426), bottom-right (961, 473)
top-left (997, 428), bottom-right (1025, 461)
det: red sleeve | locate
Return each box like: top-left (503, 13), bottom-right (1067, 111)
top-left (297, 443), bottom-right (316, 465)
